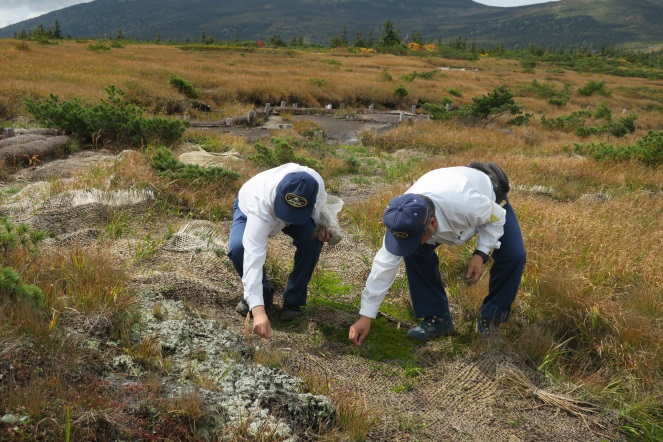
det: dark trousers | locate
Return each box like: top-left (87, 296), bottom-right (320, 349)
top-left (404, 200), bottom-right (526, 323)
top-left (227, 199), bottom-right (323, 308)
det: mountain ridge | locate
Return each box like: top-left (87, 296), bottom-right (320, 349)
top-left (1, 0), bottom-right (661, 50)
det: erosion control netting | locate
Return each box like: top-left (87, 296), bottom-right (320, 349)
top-left (0, 146), bottom-right (620, 441)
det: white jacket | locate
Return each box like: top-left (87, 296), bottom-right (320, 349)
top-left (359, 167), bottom-right (506, 318)
top-left (238, 163), bottom-right (327, 310)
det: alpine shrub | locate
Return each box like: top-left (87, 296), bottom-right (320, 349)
top-left (573, 130), bottom-right (663, 166)
top-left (248, 137), bottom-right (322, 170)
top-left (469, 86), bottom-right (524, 121)
top-left (25, 85), bottom-right (187, 146)
top-left (0, 218), bottom-right (46, 306)
top-left (169, 75), bottom-right (200, 99)
top-left (578, 80), bottom-right (611, 97)
top-left (576, 113), bottom-right (638, 138)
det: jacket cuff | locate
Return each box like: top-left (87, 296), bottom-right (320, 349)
top-left (473, 249), bottom-right (490, 264)
top-left (359, 304), bottom-right (379, 319)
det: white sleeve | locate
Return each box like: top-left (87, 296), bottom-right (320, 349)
top-left (358, 241), bottom-right (403, 318)
top-left (242, 215), bottom-right (273, 310)
top-left (476, 201), bottom-right (506, 254)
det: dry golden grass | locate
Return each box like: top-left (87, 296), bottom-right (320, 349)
top-left (301, 370), bottom-right (377, 441)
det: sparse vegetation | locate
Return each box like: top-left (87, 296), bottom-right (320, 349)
top-left (151, 146), bottom-right (240, 183)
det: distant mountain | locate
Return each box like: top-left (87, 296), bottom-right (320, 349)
top-left (1, 0), bottom-right (662, 50)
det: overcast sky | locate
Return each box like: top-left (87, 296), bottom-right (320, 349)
top-left (0, 0), bottom-right (560, 29)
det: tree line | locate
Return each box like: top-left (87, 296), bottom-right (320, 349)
top-left (13, 19), bottom-right (663, 78)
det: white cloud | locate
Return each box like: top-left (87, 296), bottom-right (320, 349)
top-left (0, 1), bottom-right (91, 29)
top-left (474, 0), bottom-right (559, 6)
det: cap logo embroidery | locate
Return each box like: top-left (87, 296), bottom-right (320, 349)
top-left (390, 230), bottom-right (409, 239)
top-left (285, 193), bottom-right (308, 208)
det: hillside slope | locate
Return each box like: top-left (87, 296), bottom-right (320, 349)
top-left (0, 0), bottom-right (661, 49)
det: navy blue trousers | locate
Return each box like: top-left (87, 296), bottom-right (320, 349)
top-left (404, 200), bottom-right (526, 323)
top-left (227, 199), bottom-right (323, 308)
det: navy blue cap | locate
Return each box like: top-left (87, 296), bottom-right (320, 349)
top-left (383, 194), bottom-right (432, 257)
top-left (274, 171), bottom-right (319, 225)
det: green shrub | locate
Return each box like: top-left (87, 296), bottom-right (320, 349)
top-left (151, 146), bottom-right (240, 183)
top-left (520, 80), bottom-right (570, 106)
top-left (394, 84), bottom-right (408, 99)
top-left (400, 70), bottom-right (437, 82)
top-left (578, 80), bottom-right (611, 97)
top-left (248, 137), bottom-right (322, 170)
top-left (424, 87), bottom-right (528, 125)
top-left (421, 98), bottom-right (453, 120)
top-left (169, 75), bottom-right (200, 99)
top-left (24, 85), bottom-right (187, 146)
top-left (469, 86), bottom-right (524, 120)
top-left (309, 78), bottom-right (326, 87)
top-left (87, 43), bottom-right (111, 52)
top-left (0, 218), bottom-right (45, 306)
top-left (575, 113), bottom-right (638, 138)
top-left (448, 88), bottom-right (462, 97)
top-left (400, 72), bottom-right (417, 82)
top-left (540, 110), bottom-right (592, 131)
top-left (593, 101), bottom-right (612, 120)
top-left (548, 96), bottom-right (569, 107)
top-left (573, 130), bottom-right (663, 166)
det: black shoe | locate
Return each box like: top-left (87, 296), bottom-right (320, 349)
top-left (407, 315), bottom-right (454, 341)
top-left (235, 299), bottom-right (250, 317)
top-left (235, 298), bottom-right (274, 317)
top-left (280, 304), bottom-right (303, 321)
top-left (476, 317), bottom-right (500, 339)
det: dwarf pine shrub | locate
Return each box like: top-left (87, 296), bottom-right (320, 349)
top-left (593, 101), bottom-right (612, 120)
top-left (427, 86), bottom-right (530, 124)
top-left (578, 80), bottom-right (611, 97)
top-left (0, 218), bottom-right (45, 306)
top-left (248, 137), bottom-right (322, 170)
top-left (469, 86), bottom-right (524, 120)
top-left (24, 85), bottom-right (187, 147)
top-left (169, 75), bottom-right (200, 99)
top-left (573, 130), bottom-right (663, 166)
top-left (575, 112), bottom-right (638, 138)
top-left (540, 110), bottom-right (592, 132)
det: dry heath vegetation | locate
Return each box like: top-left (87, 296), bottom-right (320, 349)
top-left (0, 38), bottom-right (662, 440)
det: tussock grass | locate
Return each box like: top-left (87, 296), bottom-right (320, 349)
top-left (301, 371), bottom-right (376, 441)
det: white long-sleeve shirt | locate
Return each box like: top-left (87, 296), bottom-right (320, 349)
top-left (238, 163), bottom-right (327, 310)
top-left (359, 166), bottom-right (506, 318)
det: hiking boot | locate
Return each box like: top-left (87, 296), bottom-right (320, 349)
top-left (235, 298), bottom-right (273, 317)
top-left (280, 304), bottom-right (303, 321)
top-left (407, 315), bottom-right (454, 341)
top-left (235, 299), bottom-right (250, 317)
top-left (476, 317), bottom-right (500, 339)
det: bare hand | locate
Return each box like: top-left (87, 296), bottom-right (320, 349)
top-left (349, 316), bottom-right (372, 346)
top-left (317, 226), bottom-right (332, 243)
top-left (251, 306), bottom-right (272, 339)
top-left (465, 254), bottom-right (485, 284)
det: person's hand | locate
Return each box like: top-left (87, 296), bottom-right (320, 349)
top-left (317, 226), bottom-right (332, 243)
top-left (251, 306), bottom-right (272, 339)
top-left (349, 316), bottom-right (372, 346)
top-left (465, 254), bottom-right (485, 284)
